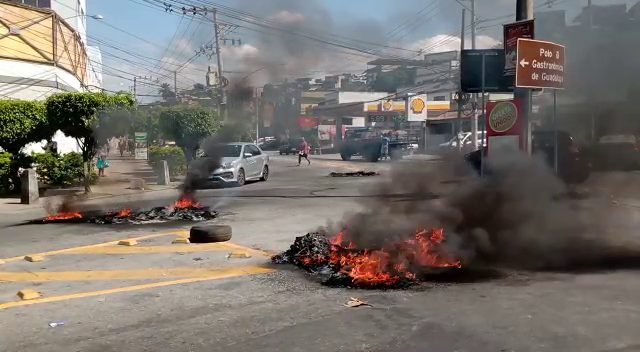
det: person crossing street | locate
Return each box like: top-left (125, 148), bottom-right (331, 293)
top-left (297, 137), bottom-right (311, 166)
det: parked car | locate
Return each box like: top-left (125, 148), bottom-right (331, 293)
top-left (589, 134), bottom-right (640, 170)
top-left (279, 138), bottom-right (302, 155)
top-left (207, 143), bottom-right (269, 187)
top-left (464, 130), bottom-right (591, 185)
top-left (438, 131), bottom-right (487, 153)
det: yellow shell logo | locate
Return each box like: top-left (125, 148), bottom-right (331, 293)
top-left (411, 98), bottom-right (426, 114)
top-left (382, 101), bottom-right (392, 111)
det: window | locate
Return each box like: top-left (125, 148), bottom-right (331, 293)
top-left (246, 144), bottom-right (261, 156)
top-left (17, 0), bottom-right (50, 8)
top-left (432, 95), bottom-right (447, 101)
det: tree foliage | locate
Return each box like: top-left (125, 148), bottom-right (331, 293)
top-left (216, 120), bottom-right (254, 143)
top-left (158, 83), bottom-right (175, 101)
top-left (158, 106), bottom-right (219, 162)
top-left (129, 109), bottom-right (161, 145)
top-left (45, 92), bottom-right (135, 160)
top-left (45, 92), bottom-right (135, 192)
top-left (0, 100), bottom-right (53, 155)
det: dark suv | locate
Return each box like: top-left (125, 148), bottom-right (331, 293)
top-left (279, 138), bottom-right (302, 155)
top-left (465, 130), bottom-right (591, 185)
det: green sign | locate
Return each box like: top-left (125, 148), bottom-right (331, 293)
top-left (134, 132), bottom-right (148, 160)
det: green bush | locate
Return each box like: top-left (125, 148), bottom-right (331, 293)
top-left (0, 152), bottom-right (12, 191)
top-left (148, 145), bottom-right (186, 177)
top-left (31, 151), bottom-right (85, 187)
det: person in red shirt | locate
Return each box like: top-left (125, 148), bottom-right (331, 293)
top-left (297, 137), bottom-right (311, 166)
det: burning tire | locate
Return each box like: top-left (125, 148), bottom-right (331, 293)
top-left (190, 224), bottom-right (232, 243)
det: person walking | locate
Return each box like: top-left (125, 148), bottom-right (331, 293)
top-left (96, 153), bottom-right (109, 177)
top-left (118, 139), bottom-right (126, 157)
top-left (297, 137), bottom-right (311, 166)
top-left (381, 133), bottom-right (390, 161)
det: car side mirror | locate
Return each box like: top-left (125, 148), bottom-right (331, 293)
top-left (243, 153), bottom-right (252, 158)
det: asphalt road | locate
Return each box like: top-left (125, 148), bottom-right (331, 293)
top-left (1, 156), bottom-right (640, 352)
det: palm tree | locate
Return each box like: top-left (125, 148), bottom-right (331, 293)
top-left (157, 83), bottom-right (175, 101)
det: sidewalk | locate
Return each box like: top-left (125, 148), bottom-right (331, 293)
top-left (0, 153), bottom-right (181, 215)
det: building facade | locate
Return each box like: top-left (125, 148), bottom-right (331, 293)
top-left (0, 0), bottom-right (101, 100)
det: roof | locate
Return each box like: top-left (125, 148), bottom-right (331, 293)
top-left (225, 142), bottom-right (253, 146)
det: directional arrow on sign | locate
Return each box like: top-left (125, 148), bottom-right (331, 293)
top-left (519, 59), bottom-right (529, 67)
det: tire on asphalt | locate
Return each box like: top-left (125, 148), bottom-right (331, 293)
top-left (340, 150), bottom-right (352, 161)
top-left (390, 148), bottom-right (403, 160)
top-left (260, 165), bottom-right (269, 181)
top-left (235, 168), bottom-right (246, 187)
top-left (190, 225), bottom-right (232, 243)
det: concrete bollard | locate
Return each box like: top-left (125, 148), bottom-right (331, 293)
top-left (157, 160), bottom-right (170, 185)
top-left (20, 168), bottom-right (39, 204)
top-left (130, 178), bottom-right (146, 190)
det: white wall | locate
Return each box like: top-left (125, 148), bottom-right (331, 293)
top-left (86, 45), bottom-right (103, 91)
top-left (324, 91), bottom-right (390, 105)
top-left (0, 60), bottom-right (83, 100)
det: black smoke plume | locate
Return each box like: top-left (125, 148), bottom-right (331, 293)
top-left (326, 151), bottom-right (640, 272)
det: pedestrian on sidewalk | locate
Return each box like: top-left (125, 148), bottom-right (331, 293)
top-left (297, 137), bottom-right (311, 166)
top-left (96, 153), bottom-right (109, 177)
top-left (119, 139), bottom-right (126, 157)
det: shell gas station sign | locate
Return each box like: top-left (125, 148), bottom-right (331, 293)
top-left (485, 99), bottom-right (525, 155)
top-left (364, 94), bottom-right (439, 122)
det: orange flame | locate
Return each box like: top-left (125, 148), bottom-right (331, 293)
top-left (323, 228), bottom-right (461, 286)
top-left (116, 208), bottom-right (132, 217)
top-left (44, 212), bottom-right (82, 221)
top-left (173, 197), bottom-right (201, 209)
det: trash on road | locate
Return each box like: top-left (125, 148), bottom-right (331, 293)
top-left (227, 251), bottom-right (251, 259)
top-left (330, 171), bottom-right (379, 177)
top-left (48, 322), bottom-right (65, 328)
top-left (344, 297), bottom-right (371, 308)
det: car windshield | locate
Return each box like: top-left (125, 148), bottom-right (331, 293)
top-left (222, 145), bottom-right (242, 157)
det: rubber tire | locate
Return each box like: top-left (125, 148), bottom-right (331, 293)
top-left (340, 149), bottom-right (352, 161)
top-left (190, 225), bottom-right (232, 243)
top-left (235, 168), bottom-right (246, 187)
top-left (279, 150), bottom-right (283, 155)
top-left (260, 165), bottom-right (269, 181)
top-left (390, 149), bottom-right (403, 160)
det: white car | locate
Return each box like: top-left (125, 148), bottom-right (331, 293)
top-left (438, 131), bottom-right (487, 152)
top-left (208, 143), bottom-right (270, 186)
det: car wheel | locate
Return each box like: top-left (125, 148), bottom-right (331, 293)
top-left (260, 165), bottom-right (269, 181)
top-left (235, 168), bottom-right (246, 187)
top-left (279, 150), bottom-right (283, 155)
top-left (189, 225), bottom-right (232, 243)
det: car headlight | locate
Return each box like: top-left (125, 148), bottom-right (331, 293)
top-left (222, 161), bottom-right (234, 169)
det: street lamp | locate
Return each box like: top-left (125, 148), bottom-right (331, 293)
top-left (63, 14), bottom-right (104, 20)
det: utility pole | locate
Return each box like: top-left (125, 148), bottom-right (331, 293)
top-left (455, 8), bottom-right (466, 151)
top-left (515, 0), bottom-right (533, 153)
top-left (213, 9), bottom-right (227, 121)
top-left (174, 70), bottom-right (178, 100)
top-left (133, 76), bottom-right (137, 102)
top-left (255, 87), bottom-right (261, 143)
top-left (470, 0), bottom-right (479, 150)
top-left (587, 0), bottom-right (594, 141)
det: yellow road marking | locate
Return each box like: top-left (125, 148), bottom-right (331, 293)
top-left (60, 242), bottom-right (235, 255)
top-left (0, 266), bottom-right (272, 310)
top-left (222, 242), bottom-right (271, 257)
top-left (0, 266), bottom-right (270, 282)
top-left (0, 231), bottom-right (187, 263)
